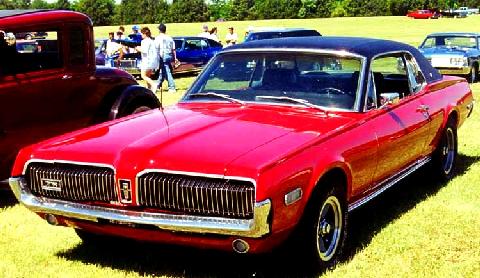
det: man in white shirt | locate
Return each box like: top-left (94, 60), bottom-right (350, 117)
top-left (105, 32), bottom-right (120, 67)
top-left (155, 23), bottom-right (178, 93)
top-left (225, 27), bottom-right (238, 46)
top-left (198, 24), bottom-right (210, 38)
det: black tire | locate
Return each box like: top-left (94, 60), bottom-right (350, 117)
top-left (301, 182), bottom-right (347, 270)
top-left (467, 64), bottom-right (477, 83)
top-left (431, 118), bottom-right (458, 181)
top-left (116, 100), bottom-right (156, 118)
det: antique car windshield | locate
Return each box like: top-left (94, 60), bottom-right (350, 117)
top-left (185, 52), bottom-right (362, 111)
top-left (421, 36), bottom-right (478, 49)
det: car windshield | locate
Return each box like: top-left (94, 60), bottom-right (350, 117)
top-left (184, 52), bottom-right (362, 111)
top-left (421, 36), bottom-right (477, 49)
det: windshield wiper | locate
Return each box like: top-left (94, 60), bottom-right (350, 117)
top-left (188, 92), bottom-right (245, 105)
top-left (256, 95), bottom-right (327, 113)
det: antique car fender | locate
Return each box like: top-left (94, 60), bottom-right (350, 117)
top-left (108, 85), bottom-right (161, 120)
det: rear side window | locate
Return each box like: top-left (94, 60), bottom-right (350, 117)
top-left (0, 29), bottom-right (62, 76)
top-left (68, 27), bottom-right (86, 65)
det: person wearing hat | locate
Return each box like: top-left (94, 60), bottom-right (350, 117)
top-left (155, 23), bottom-right (178, 93)
top-left (225, 27), bottom-right (238, 46)
top-left (198, 24), bottom-right (210, 38)
top-left (129, 25), bottom-right (142, 41)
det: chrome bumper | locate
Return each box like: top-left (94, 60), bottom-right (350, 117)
top-left (9, 177), bottom-right (271, 238)
top-left (437, 67), bottom-right (471, 75)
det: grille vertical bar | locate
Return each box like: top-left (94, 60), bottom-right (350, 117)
top-left (26, 163), bottom-right (117, 203)
top-left (137, 173), bottom-right (255, 219)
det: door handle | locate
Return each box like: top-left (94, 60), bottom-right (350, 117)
top-left (416, 105), bottom-right (429, 113)
top-left (62, 74), bottom-right (72, 80)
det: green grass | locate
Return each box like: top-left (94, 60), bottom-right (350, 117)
top-left (1, 16), bottom-right (480, 277)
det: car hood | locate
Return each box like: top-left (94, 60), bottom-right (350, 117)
top-left (24, 103), bottom-right (356, 179)
top-left (420, 47), bottom-right (475, 57)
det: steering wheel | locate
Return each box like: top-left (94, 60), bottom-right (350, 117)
top-left (318, 87), bottom-right (347, 95)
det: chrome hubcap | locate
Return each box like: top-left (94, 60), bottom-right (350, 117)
top-left (316, 195), bottom-right (342, 261)
top-left (442, 128), bottom-right (455, 175)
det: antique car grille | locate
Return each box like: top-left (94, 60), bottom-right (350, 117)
top-left (137, 173), bottom-right (255, 219)
top-left (26, 163), bottom-right (117, 202)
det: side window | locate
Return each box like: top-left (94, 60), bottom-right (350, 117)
top-left (200, 39), bottom-right (208, 50)
top-left (68, 27), bottom-right (86, 65)
top-left (1, 30), bottom-right (62, 75)
top-left (404, 53), bottom-right (426, 94)
top-left (185, 40), bottom-right (201, 51)
top-left (370, 54), bottom-right (410, 102)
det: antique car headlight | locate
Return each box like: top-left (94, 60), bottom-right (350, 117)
top-left (450, 57), bottom-right (468, 66)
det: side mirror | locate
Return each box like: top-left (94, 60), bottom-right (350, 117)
top-left (380, 92), bottom-right (400, 107)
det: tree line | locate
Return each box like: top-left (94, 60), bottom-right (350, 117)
top-left (1, 0), bottom-right (479, 26)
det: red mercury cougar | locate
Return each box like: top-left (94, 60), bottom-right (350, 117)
top-left (9, 37), bottom-right (474, 269)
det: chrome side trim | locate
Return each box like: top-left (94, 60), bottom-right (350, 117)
top-left (9, 177), bottom-right (271, 238)
top-left (348, 156), bottom-right (431, 212)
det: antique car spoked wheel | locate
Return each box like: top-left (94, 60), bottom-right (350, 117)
top-left (441, 126), bottom-right (456, 176)
top-left (316, 195), bottom-right (343, 261)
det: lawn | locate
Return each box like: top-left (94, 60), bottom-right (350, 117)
top-left (1, 16), bottom-right (480, 277)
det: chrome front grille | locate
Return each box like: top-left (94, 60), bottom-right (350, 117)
top-left (137, 172), bottom-right (255, 219)
top-left (26, 163), bottom-right (117, 203)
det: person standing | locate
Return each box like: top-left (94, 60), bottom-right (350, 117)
top-left (209, 27), bottom-right (220, 42)
top-left (105, 32), bottom-right (120, 67)
top-left (136, 27), bottom-right (159, 91)
top-left (155, 23), bottom-right (177, 93)
top-left (198, 24), bottom-right (210, 38)
top-left (225, 27), bottom-right (238, 46)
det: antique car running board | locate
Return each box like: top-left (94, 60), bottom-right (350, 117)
top-left (348, 156), bottom-right (432, 212)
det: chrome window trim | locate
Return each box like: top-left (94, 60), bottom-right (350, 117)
top-left (185, 48), bottom-right (367, 112)
top-left (9, 176), bottom-right (271, 238)
top-left (364, 50), bottom-right (426, 112)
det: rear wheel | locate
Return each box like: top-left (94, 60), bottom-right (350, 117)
top-left (301, 182), bottom-right (347, 270)
top-left (431, 118), bottom-right (458, 181)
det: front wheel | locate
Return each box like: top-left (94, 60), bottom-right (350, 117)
top-left (302, 185), bottom-right (347, 269)
top-left (431, 118), bottom-right (458, 181)
top-left (467, 64), bottom-right (477, 83)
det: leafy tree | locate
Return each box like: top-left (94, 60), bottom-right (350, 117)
top-left (31, 0), bottom-right (51, 9)
top-left (209, 0), bottom-right (232, 21)
top-left (169, 0), bottom-right (209, 23)
top-left (76, 0), bottom-right (116, 26)
top-left (229, 0), bottom-right (255, 20)
top-left (54, 0), bottom-right (70, 10)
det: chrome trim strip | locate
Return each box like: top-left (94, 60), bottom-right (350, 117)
top-left (348, 156), bottom-right (431, 212)
top-left (9, 177), bottom-right (271, 238)
top-left (135, 168), bottom-right (257, 207)
top-left (22, 159), bottom-right (116, 175)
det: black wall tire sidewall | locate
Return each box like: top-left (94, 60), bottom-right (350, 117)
top-left (432, 119), bottom-right (458, 181)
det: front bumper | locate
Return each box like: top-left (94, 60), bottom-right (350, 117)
top-left (9, 176), bottom-right (271, 238)
top-left (437, 67), bottom-right (471, 75)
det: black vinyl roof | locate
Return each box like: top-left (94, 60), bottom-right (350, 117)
top-left (226, 36), bottom-right (442, 83)
top-left (0, 9), bottom-right (48, 19)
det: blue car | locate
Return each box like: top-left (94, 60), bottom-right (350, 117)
top-left (419, 32), bottom-right (480, 82)
top-left (95, 36), bottom-right (223, 76)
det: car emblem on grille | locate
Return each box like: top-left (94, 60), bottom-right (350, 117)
top-left (118, 179), bottom-right (132, 203)
top-left (40, 178), bottom-right (62, 192)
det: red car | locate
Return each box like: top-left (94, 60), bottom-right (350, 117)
top-left (0, 10), bottom-right (160, 181)
top-left (9, 37), bottom-right (474, 269)
top-left (407, 9), bottom-right (440, 19)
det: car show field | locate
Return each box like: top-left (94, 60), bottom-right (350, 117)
top-left (1, 15), bottom-right (480, 278)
